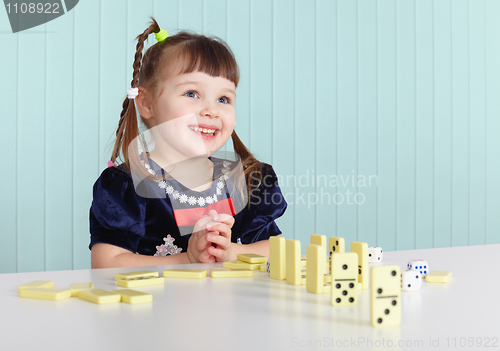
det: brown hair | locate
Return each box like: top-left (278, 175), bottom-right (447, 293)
top-left (111, 17), bottom-right (264, 205)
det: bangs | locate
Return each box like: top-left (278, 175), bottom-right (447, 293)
top-left (169, 34), bottom-right (239, 87)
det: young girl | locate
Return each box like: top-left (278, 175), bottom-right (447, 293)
top-left (90, 18), bottom-right (287, 268)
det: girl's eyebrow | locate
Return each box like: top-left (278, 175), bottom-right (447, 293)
top-left (177, 81), bottom-right (236, 96)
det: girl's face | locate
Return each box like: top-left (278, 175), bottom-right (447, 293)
top-left (139, 71), bottom-right (236, 163)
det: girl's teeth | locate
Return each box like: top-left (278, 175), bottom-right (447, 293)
top-left (190, 126), bottom-right (216, 135)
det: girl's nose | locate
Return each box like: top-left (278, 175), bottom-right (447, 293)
top-left (200, 100), bottom-right (219, 118)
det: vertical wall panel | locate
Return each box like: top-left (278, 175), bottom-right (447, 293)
top-left (377, 0), bottom-right (397, 251)
top-left (154, 0), bottom-right (179, 32)
top-left (485, 0), bottom-right (500, 245)
top-left (357, 0), bottom-right (378, 245)
top-left (396, 0), bottom-right (416, 250)
top-left (272, 0), bottom-right (295, 240)
top-left (415, 0), bottom-right (434, 249)
top-left (99, 1), bottom-right (127, 171)
top-left (336, 0), bottom-right (358, 243)
top-left (0, 13), bottom-right (18, 274)
top-left (294, 0), bottom-right (316, 244)
top-left (468, 0), bottom-right (487, 246)
top-left (315, 0), bottom-right (337, 240)
top-left (45, 11), bottom-right (74, 271)
top-left (227, 0), bottom-right (250, 151)
top-left (203, 0), bottom-right (226, 38)
top-left (433, 0), bottom-right (453, 248)
top-left (250, 0), bottom-right (272, 165)
top-left (73, 0), bottom-right (101, 270)
top-left (17, 27), bottom-right (47, 272)
top-left (179, 0), bottom-right (203, 33)
top-left (451, 0), bottom-right (470, 247)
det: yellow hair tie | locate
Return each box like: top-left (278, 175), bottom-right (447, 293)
top-left (155, 29), bottom-right (168, 43)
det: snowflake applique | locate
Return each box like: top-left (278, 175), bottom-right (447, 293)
top-left (179, 194), bottom-right (188, 203)
top-left (197, 197), bottom-right (206, 206)
top-left (154, 235), bottom-right (182, 256)
top-left (188, 196), bottom-right (197, 205)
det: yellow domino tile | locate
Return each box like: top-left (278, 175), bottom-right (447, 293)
top-left (210, 269), bottom-right (253, 278)
top-left (260, 262), bottom-right (268, 272)
top-left (351, 241), bottom-right (369, 290)
top-left (19, 288), bottom-right (71, 301)
top-left (237, 253), bottom-right (268, 264)
top-left (425, 270), bottom-right (452, 283)
top-left (18, 280), bottom-right (55, 292)
top-left (371, 265), bottom-right (401, 327)
top-left (115, 270), bottom-right (159, 281)
top-left (223, 260), bottom-right (261, 270)
top-left (79, 289), bottom-right (121, 304)
top-left (68, 283), bottom-right (94, 297)
top-left (311, 234), bottom-right (327, 249)
top-left (163, 269), bottom-right (207, 279)
top-left (306, 244), bottom-right (330, 294)
top-left (112, 289), bottom-right (152, 304)
top-left (331, 252), bottom-right (359, 306)
top-left (270, 236), bottom-right (286, 280)
top-left (301, 256), bottom-right (307, 267)
top-left (328, 237), bottom-right (345, 274)
top-left (116, 276), bottom-right (165, 288)
top-left (286, 239), bottom-right (302, 285)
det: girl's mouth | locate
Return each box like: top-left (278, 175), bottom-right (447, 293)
top-left (189, 125), bottom-right (219, 138)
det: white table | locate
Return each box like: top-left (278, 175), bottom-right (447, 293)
top-left (1, 245), bottom-right (499, 351)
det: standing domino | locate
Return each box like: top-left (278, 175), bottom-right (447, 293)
top-left (286, 239), bottom-right (305, 285)
top-left (306, 244), bottom-right (331, 294)
top-left (407, 259), bottom-right (429, 277)
top-left (270, 236), bottom-right (286, 280)
top-left (311, 234), bottom-right (327, 250)
top-left (328, 237), bottom-right (345, 274)
top-left (368, 246), bottom-right (383, 263)
top-left (371, 265), bottom-right (401, 327)
top-left (331, 252), bottom-right (358, 306)
top-left (350, 242), bottom-right (369, 290)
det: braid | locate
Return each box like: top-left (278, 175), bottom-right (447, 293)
top-left (110, 18), bottom-right (160, 167)
top-left (132, 18), bottom-right (160, 87)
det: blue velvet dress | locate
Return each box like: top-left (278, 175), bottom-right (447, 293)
top-left (89, 158), bottom-right (287, 256)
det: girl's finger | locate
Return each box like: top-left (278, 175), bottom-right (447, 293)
top-left (208, 246), bottom-right (228, 260)
top-left (206, 233), bottom-right (229, 250)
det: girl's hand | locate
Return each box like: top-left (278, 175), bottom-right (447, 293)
top-left (187, 215), bottom-right (217, 263)
top-left (204, 209), bottom-right (235, 262)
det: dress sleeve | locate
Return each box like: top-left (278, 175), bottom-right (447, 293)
top-left (238, 164), bottom-right (287, 244)
top-left (89, 167), bottom-right (146, 253)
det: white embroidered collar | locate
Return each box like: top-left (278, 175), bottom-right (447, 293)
top-left (144, 160), bottom-right (231, 207)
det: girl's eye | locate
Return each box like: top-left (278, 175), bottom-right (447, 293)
top-left (184, 91), bottom-right (198, 98)
top-left (218, 96), bottom-right (229, 104)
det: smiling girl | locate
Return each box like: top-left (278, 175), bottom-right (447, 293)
top-left (89, 18), bottom-right (287, 268)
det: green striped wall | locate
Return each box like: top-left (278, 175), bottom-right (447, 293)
top-left (1, 0), bottom-right (499, 273)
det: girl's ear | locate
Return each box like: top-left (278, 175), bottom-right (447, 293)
top-left (135, 88), bottom-right (153, 119)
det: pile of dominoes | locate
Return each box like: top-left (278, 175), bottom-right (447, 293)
top-left (271, 235), bottom-right (452, 328)
top-left (17, 235), bottom-right (451, 328)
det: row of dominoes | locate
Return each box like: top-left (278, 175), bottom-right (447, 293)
top-left (17, 264), bottom-right (268, 304)
top-left (269, 235), bottom-right (400, 327)
top-left (17, 281), bottom-right (152, 304)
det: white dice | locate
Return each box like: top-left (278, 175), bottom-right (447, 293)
top-left (401, 270), bottom-right (422, 291)
top-left (368, 246), bottom-right (383, 263)
top-left (407, 259), bottom-right (429, 277)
